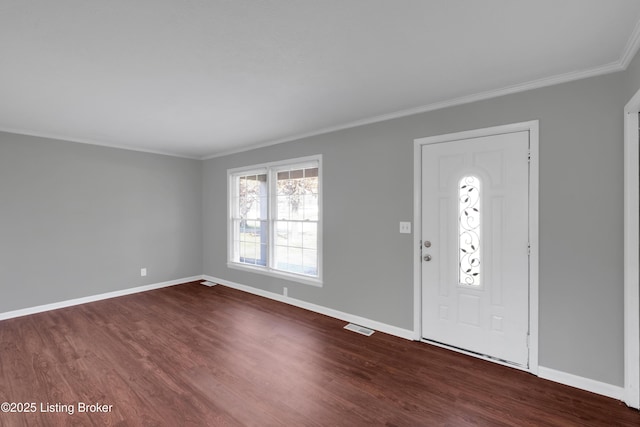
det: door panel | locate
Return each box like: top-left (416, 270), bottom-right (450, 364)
top-left (421, 131), bottom-right (529, 366)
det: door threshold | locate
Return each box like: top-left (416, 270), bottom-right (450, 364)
top-left (421, 338), bottom-right (530, 373)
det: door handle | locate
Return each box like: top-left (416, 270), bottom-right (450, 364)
top-left (423, 254), bottom-right (432, 262)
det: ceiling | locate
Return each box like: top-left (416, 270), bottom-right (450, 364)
top-left (2, 1), bottom-right (640, 159)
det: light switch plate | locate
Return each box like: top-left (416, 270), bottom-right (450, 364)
top-left (399, 221), bottom-right (411, 234)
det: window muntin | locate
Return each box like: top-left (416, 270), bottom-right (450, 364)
top-left (231, 172), bottom-right (268, 267)
top-left (273, 165), bottom-right (319, 276)
top-left (459, 175), bottom-right (480, 286)
top-left (228, 157), bottom-right (321, 285)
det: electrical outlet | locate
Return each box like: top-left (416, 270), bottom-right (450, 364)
top-left (283, 287), bottom-right (288, 297)
top-left (399, 221), bottom-right (411, 234)
top-left (140, 268), bottom-right (147, 277)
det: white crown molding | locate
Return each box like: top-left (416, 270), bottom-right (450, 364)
top-left (0, 58), bottom-right (631, 164)
top-left (203, 16), bottom-right (640, 161)
top-left (620, 17), bottom-right (640, 69)
top-left (202, 61), bottom-right (623, 160)
top-left (5, 13), bottom-right (640, 162)
top-left (0, 126), bottom-right (200, 160)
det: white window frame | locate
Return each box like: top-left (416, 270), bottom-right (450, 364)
top-left (227, 155), bottom-right (323, 287)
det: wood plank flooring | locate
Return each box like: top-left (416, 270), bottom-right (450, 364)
top-left (1, 281), bottom-right (639, 426)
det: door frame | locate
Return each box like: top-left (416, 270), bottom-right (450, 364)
top-left (624, 91), bottom-right (640, 409)
top-left (413, 120), bottom-right (539, 374)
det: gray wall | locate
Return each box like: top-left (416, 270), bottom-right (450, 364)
top-left (625, 48), bottom-right (640, 99)
top-left (2, 51), bottom-right (637, 389)
top-left (204, 71), bottom-right (628, 386)
top-left (0, 132), bottom-right (202, 313)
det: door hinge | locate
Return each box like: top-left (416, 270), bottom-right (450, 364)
top-left (527, 243), bottom-right (531, 255)
top-left (527, 150), bottom-right (531, 162)
top-left (526, 333), bottom-right (530, 347)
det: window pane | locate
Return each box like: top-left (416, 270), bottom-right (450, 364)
top-left (237, 219), bottom-right (267, 266)
top-left (286, 247), bottom-right (303, 273)
top-left (277, 195), bottom-right (291, 220)
top-left (274, 220), bottom-right (318, 277)
top-left (274, 245), bottom-right (289, 271)
top-left (302, 194), bottom-right (318, 220)
top-left (276, 168), bottom-right (318, 221)
top-left (459, 176), bottom-right (480, 286)
top-left (275, 220), bottom-right (288, 246)
top-left (302, 249), bottom-right (318, 276)
top-left (304, 167), bottom-right (318, 178)
top-left (288, 221), bottom-right (303, 249)
top-left (277, 171), bottom-right (289, 181)
top-left (302, 222), bottom-right (317, 250)
top-left (239, 174), bottom-right (267, 220)
top-left (276, 246), bottom-right (303, 273)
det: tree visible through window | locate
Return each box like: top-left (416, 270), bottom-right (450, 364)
top-left (275, 166), bottom-right (319, 276)
top-left (229, 156), bottom-right (321, 284)
top-left (236, 173), bottom-right (267, 266)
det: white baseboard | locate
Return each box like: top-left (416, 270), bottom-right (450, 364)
top-left (203, 275), bottom-right (415, 341)
top-left (0, 275), bottom-right (204, 321)
top-left (1, 274), bottom-right (626, 404)
top-left (538, 366), bottom-right (624, 401)
top-left (205, 275), bottom-right (630, 402)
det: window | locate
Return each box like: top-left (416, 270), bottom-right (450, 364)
top-left (228, 156), bottom-right (322, 285)
top-left (459, 175), bottom-right (480, 286)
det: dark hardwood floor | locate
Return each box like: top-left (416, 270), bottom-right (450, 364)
top-left (0, 282), bottom-right (638, 426)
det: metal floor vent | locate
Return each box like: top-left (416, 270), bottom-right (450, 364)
top-left (200, 281), bottom-right (217, 287)
top-left (344, 323), bottom-right (374, 336)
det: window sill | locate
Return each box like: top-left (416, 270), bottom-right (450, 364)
top-left (227, 262), bottom-right (323, 287)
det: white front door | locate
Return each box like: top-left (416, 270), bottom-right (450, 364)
top-left (420, 130), bottom-right (530, 367)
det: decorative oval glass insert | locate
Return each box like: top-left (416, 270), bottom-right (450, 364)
top-left (459, 176), bottom-right (480, 286)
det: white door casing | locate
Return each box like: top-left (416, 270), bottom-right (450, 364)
top-left (413, 121), bottom-right (539, 373)
top-left (623, 92), bottom-right (640, 409)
